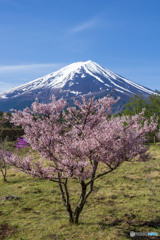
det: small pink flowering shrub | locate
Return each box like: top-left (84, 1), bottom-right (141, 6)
top-left (0, 138), bottom-right (12, 182)
top-left (14, 138), bottom-right (29, 150)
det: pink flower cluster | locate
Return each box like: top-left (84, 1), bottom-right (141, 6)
top-left (0, 150), bottom-right (12, 160)
top-left (7, 96), bottom-right (158, 181)
top-left (14, 138), bottom-right (29, 150)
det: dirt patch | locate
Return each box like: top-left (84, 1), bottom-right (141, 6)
top-left (41, 233), bottom-right (58, 240)
top-left (99, 217), bottom-right (122, 230)
top-left (0, 223), bottom-right (17, 240)
top-left (21, 207), bottom-right (33, 212)
top-left (33, 189), bottom-right (42, 194)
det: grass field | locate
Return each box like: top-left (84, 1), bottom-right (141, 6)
top-left (0, 143), bottom-right (160, 240)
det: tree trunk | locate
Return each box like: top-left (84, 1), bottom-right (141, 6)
top-left (154, 136), bottom-right (156, 143)
top-left (3, 173), bottom-right (7, 182)
top-left (73, 208), bottom-right (81, 224)
top-left (67, 202), bottom-right (74, 223)
top-left (1, 167), bottom-right (7, 182)
top-left (58, 162), bottom-right (98, 224)
top-left (73, 181), bottom-right (87, 224)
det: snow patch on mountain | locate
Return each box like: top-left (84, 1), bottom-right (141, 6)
top-left (70, 91), bottom-right (82, 95)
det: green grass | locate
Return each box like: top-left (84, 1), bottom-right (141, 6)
top-left (0, 143), bottom-right (160, 239)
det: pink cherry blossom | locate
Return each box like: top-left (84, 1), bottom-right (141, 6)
top-left (6, 96), bottom-right (158, 224)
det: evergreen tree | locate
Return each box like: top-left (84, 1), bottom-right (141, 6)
top-left (123, 94), bottom-right (147, 116)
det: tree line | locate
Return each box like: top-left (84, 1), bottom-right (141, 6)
top-left (121, 90), bottom-right (160, 143)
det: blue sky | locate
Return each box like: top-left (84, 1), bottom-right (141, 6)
top-left (0, 0), bottom-right (160, 93)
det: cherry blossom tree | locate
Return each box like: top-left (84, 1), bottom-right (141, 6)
top-left (0, 138), bottom-right (12, 182)
top-left (6, 96), bottom-right (157, 224)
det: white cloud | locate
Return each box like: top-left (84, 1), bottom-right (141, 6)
top-left (70, 18), bottom-right (97, 33)
top-left (0, 81), bottom-right (16, 93)
top-left (0, 63), bottom-right (66, 94)
top-left (0, 63), bottom-right (63, 73)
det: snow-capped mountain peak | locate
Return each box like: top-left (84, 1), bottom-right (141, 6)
top-left (0, 60), bottom-right (155, 112)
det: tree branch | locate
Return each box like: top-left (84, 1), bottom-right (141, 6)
top-left (63, 178), bottom-right (73, 223)
top-left (86, 162), bottom-right (119, 186)
top-left (58, 173), bottom-right (67, 207)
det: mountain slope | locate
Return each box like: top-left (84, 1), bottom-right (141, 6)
top-left (0, 60), bottom-right (155, 112)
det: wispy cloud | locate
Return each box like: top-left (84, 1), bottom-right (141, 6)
top-left (0, 81), bottom-right (16, 93)
top-left (70, 18), bottom-right (97, 33)
top-left (0, 63), bottom-right (65, 93)
top-left (0, 63), bottom-right (63, 73)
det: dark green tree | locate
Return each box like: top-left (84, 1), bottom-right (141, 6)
top-left (0, 111), bottom-right (3, 119)
top-left (123, 94), bottom-right (147, 116)
top-left (123, 91), bottom-right (160, 142)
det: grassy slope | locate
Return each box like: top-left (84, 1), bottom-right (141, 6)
top-left (0, 143), bottom-right (160, 240)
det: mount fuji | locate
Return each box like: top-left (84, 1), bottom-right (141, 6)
top-left (0, 60), bottom-right (155, 112)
